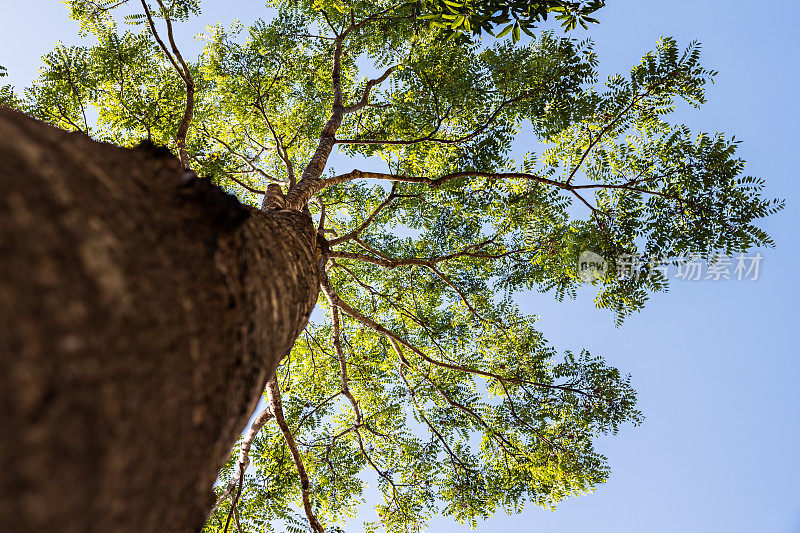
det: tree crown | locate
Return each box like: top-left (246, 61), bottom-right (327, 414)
top-left (1, 1), bottom-right (782, 531)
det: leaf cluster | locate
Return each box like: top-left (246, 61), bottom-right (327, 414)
top-left (417, 0), bottom-right (605, 39)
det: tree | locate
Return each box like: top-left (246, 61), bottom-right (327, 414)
top-left (0, 0), bottom-right (782, 532)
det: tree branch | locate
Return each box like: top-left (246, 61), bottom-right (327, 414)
top-left (328, 182), bottom-right (400, 245)
top-left (322, 271), bottom-right (611, 403)
top-left (303, 168), bottom-right (697, 217)
top-left (266, 377), bottom-right (325, 533)
top-left (140, 0), bottom-right (194, 168)
top-left (329, 237), bottom-right (507, 270)
top-left (209, 405), bottom-right (275, 516)
top-left (204, 127), bottom-right (282, 186)
top-left (329, 305), bottom-right (363, 424)
top-left (343, 66), bottom-right (396, 114)
top-left (284, 4), bottom-right (404, 209)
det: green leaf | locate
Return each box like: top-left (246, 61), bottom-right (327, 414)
top-left (496, 23), bottom-right (514, 38)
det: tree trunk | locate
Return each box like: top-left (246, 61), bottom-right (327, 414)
top-left (0, 108), bottom-right (320, 532)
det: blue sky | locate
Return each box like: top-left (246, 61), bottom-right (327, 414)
top-left (2, 1), bottom-right (798, 531)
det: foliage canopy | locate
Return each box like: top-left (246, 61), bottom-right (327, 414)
top-left (1, 0), bottom-right (781, 531)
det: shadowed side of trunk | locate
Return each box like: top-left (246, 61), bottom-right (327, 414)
top-left (0, 108), bottom-right (319, 532)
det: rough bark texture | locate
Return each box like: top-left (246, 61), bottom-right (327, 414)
top-left (0, 108), bottom-right (319, 532)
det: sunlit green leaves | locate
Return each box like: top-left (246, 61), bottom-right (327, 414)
top-left (67, 0), bottom-right (202, 35)
top-left (516, 37), bottom-right (784, 319)
top-left (17, 2), bottom-right (780, 532)
top-left (0, 65), bottom-right (19, 109)
top-left (24, 45), bottom-right (96, 132)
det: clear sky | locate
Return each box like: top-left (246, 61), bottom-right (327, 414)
top-left (2, 1), bottom-right (798, 531)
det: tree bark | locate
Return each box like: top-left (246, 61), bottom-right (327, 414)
top-left (0, 108), bottom-right (320, 532)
